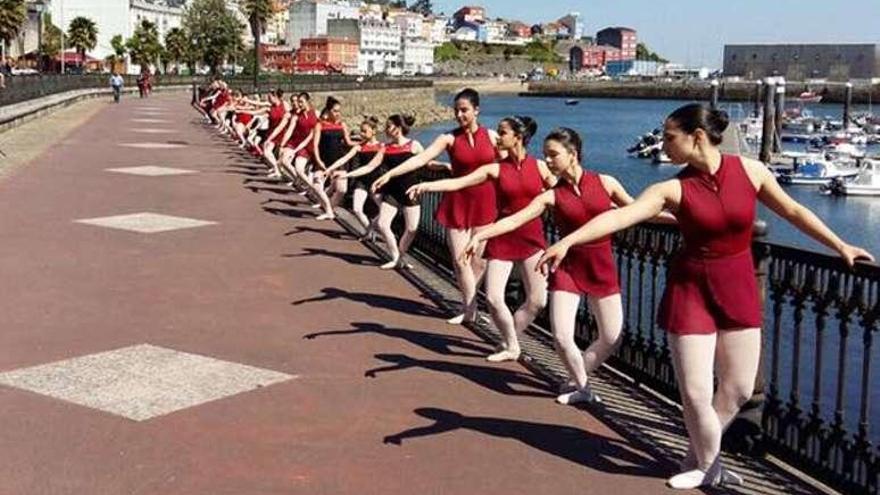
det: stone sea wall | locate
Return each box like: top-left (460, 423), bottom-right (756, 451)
top-left (525, 80), bottom-right (880, 104)
top-left (309, 86), bottom-right (453, 129)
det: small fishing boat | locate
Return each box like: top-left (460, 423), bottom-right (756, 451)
top-left (565, 99), bottom-right (579, 106)
top-left (796, 91), bottom-right (823, 103)
top-left (824, 159), bottom-right (880, 196)
top-left (775, 153), bottom-right (859, 186)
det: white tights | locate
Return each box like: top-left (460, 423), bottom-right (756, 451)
top-left (670, 328), bottom-right (761, 470)
top-left (351, 187), bottom-right (382, 231)
top-left (376, 201), bottom-right (420, 267)
top-left (446, 227), bottom-right (488, 322)
top-left (550, 291), bottom-right (624, 389)
top-left (484, 253), bottom-right (548, 355)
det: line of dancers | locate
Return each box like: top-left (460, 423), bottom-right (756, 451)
top-left (193, 81), bottom-right (873, 490)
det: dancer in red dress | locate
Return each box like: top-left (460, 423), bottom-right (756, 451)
top-left (261, 90), bottom-right (293, 178)
top-left (343, 115), bottom-right (424, 268)
top-left (537, 104), bottom-right (873, 489)
top-left (409, 116), bottom-right (555, 361)
top-left (373, 88), bottom-right (500, 324)
top-left (278, 92), bottom-right (319, 193)
top-left (464, 128), bottom-right (659, 403)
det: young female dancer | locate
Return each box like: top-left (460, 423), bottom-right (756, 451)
top-left (279, 92), bottom-right (319, 193)
top-left (326, 116), bottom-right (384, 234)
top-left (373, 88), bottom-right (500, 323)
top-left (261, 90), bottom-right (292, 177)
top-left (311, 96), bottom-right (355, 220)
top-left (462, 127), bottom-right (655, 402)
top-left (409, 116), bottom-right (555, 362)
top-left (344, 115), bottom-right (424, 268)
top-left (536, 105), bottom-right (873, 489)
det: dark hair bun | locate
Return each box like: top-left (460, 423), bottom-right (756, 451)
top-left (403, 114), bottom-right (416, 127)
top-left (519, 115), bottom-right (538, 141)
top-left (667, 103), bottom-right (728, 145)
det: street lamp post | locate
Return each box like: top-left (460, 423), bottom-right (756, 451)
top-left (31, 0), bottom-right (45, 73)
top-left (60, 0), bottom-right (64, 74)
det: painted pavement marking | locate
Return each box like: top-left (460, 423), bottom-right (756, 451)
top-left (74, 212), bottom-right (216, 233)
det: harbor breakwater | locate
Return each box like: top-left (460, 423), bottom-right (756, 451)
top-left (524, 80), bottom-right (880, 104)
top-left (304, 86), bottom-right (452, 129)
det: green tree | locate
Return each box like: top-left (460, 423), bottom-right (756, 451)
top-left (636, 42), bottom-right (668, 63)
top-left (0, 0), bottom-right (25, 60)
top-left (164, 27), bottom-right (189, 74)
top-left (105, 34), bottom-right (127, 72)
top-left (183, 0), bottom-right (245, 74)
top-left (524, 39), bottom-right (562, 63)
top-left (40, 13), bottom-right (64, 59)
top-left (126, 20), bottom-right (163, 71)
top-left (434, 41), bottom-right (459, 62)
top-left (409, 0), bottom-right (431, 15)
top-left (67, 16), bottom-right (98, 68)
top-left (239, 0), bottom-right (273, 85)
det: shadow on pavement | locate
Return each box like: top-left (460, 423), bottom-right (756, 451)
top-left (365, 353), bottom-right (554, 398)
top-left (291, 287), bottom-right (445, 318)
top-left (384, 407), bottom-right (666, 479)
top-left (304, 321), bottom-right (490, 358)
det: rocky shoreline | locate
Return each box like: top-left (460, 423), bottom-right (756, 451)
top-left (313, 86), bottom-right (453, 130)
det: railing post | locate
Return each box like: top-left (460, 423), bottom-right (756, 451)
top-left (759, 79), bottom-right (776, 163)
top-left (724, 220), bottom-right (770, 455)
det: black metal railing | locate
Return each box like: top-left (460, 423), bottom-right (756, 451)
top-left (404, 179), bottom-right (878, 495)
top-left (0, 74), bottom-right (431, 108)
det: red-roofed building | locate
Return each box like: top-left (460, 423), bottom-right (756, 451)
top-left (294, 37), bottom-right (359, 74)
top-left (453, 6), bottom-right (485, 24)
top-left (506, 21), bottom-right (531, 39)
top-left (581, 45), bottom-right (624, 71)
top-left (262, 44), bottom-right (294, 73)
top-left (596, 27), bottom-right (637, 60)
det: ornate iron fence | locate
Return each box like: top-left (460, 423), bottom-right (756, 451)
top-left (405, 179), bottom-right (879, 494)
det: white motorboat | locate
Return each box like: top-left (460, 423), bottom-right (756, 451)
top-left (775, 153), bottom-right (860, 186)
top-left (825, 159), bottom-right (880, 196)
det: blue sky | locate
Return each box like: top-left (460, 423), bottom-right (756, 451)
top-left (432, 1), bottom-right (880, 68)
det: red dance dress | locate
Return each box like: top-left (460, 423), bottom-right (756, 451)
top-left (435, 127), bottom-right (498, 229)
top-left (549, 171), bottom-right (620, 298)
top-left (658, 154), bottom-right (762, 334)
top-left (286, 109), bottom-right (318, 159)
top-left (484, 154), bottom-right (547, 261)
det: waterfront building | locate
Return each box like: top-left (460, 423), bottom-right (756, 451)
top-left (722, 43), bottom-right (880, 81)
top-left (328, 17), bottom-right (401, 75)
top-left (452, 6), bottom-right (485, 25)
top-left (390, 10), bottom-right (422, 39)
top-left (400, 36), bottom-right (433, 75)
top-left (422, 15), bottom-right (449, 46)
top-left (49, 0), bottom-right (185, 72)
top-left (266, 0), bottom-right (291, 45)
top-left (659, 64), bottom-right (711, 80)
top-left (577, 45), bottom-right (623, 71)
top-left (8, 1), bottom-right (43, 60)
top-left (262, 43), bottom-right (294, 73)
top-left (596, 26), bottom-right (637, 61)
top-left (294, 36), bottom-right (358, 74)
top-left (288, 0), bottom-right (360, 49)
top-left (483, 19), bottom-right (506, 44)
top-left (606, 59), bottom-right (663, 78)
top-left (558, 12), bottom-right (583, 40)
top-left (506, 21), bottom-right (531, 40)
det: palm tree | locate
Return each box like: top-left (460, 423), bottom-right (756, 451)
top-left (67, 16), bottom-right (97, 71)
top-left (239, 0), bottom-right (273, 87)
top-left (164, 27), bottom-right (189, 74)
top-left (105, 34), bottom-right (127, 73)
top-left (0, 0), bottom-right (26, 61)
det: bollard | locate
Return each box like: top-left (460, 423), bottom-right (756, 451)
top-left (710, 79), bottom-right (720, 110)
top-left (773, 81), bottom-right (786, 153)
top-left (844, 82), bottom-right (853, 127)
top-left (759, 79), bottom-right (776, 163)
top-left (753, 80), bottom-right (763, 118)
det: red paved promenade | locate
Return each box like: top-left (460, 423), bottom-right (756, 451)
top-left (0, 94), bottom-right (710, 494)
